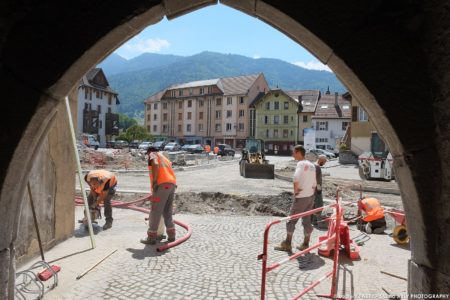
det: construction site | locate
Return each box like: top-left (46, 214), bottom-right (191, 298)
top-left (15, 144), bottom-right (411, 300)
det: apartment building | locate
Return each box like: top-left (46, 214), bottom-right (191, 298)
top-left (144, 73), bottom-right (269, 148)
top-left (311, 90), bottom-right (351, 150)
top-left (77, 68), bottom-right (120, 147)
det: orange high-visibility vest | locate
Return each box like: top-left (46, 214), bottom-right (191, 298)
top-left (85, 170), bottom-right (117, 195)
top-left (148, 153), bottom-right (176, 186)
top-left (214, 146), bottom-right (219, 154)
top-left (360, 197), bottom-right (384, 222)
top-left (205, 145), bottom-right (211, 153)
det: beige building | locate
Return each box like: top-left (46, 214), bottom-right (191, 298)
top-left (144, 74), bottom-right (269, 148)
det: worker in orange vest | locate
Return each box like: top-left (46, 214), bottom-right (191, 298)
top-left (213, 145), bottom-right (219, 155)
top-left (84, 170), bottom-right (117, 230)
top-left (358, 197), bottom-right (386, 234)
top-left (204, 144), bottom-right (211, 154)
top-left (141, 146), bottom-right (177, 245)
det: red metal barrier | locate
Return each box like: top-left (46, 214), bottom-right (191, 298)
top-left (258, 190), bottom-right (355, 300)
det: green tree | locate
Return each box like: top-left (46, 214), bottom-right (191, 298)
top-left (118, 113), bottom-right (138, 130)
top-left (117, 125), bottom-right (152, 142)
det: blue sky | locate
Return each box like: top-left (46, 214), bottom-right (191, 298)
top-left (114, 3), bottom-right (331, 72)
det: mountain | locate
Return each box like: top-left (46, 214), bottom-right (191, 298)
top-left (100, 51), bottom-right (346, 117)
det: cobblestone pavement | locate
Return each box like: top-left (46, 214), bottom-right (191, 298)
top-left (18, 205), bottom-right (410, 300)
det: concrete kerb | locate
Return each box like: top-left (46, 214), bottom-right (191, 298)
top-left (274, 172), bottom-right (400, 195)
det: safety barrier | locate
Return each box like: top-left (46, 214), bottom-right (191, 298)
top-left (74, 195), bottom-right (192, 252)
top-left (258, 191), bottom-right (352, 300)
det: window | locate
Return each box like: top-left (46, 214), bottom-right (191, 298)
top-left (216, 110), bottom-right (222, 118)
top-left (290, 130), bottom-right (293, 136)
top-left (97, 105), bottom-right (101, 113)
top-left (199, 100), bottom-right (204, 107)
top-left (274, 116), bottom-right (279, 124)
top-left (163, 102), bottom-right (168, 109)
top-left (316, 138), bottom-right (329, 143)
top-left (163, 125), bottom-right (168, 133)
top-left (188, 100), bottom-right (192, 108)
top-left (171, 90), bottom-right (176, 97)
top-left (283, 129), bottom-right (289, 138)
top-left (84, 103), bottom-right (91, 110)
top-left (239, 110), bottom-right (245, 117)
top-left (215, 124), bottom-right (221, 131)
top-left (264, 116), bottom-right (269, 124)
top-left (178, 90), bottom-right (183, 96)
top-left (274, 101), bottom-right (279, 110)
top-left (163, 113), bottom-right (168, 121)
top-left (154, 103), bottom-right (158, 109)
top-left (96, 90), bottom-right (100, 98)
top-left (216, 98), bottom-right (222, 106)
top-left (99, 120), bottom-right (102, 129)
top-left (84, 88), bottom-right (88, 99)
top-left (189, 88), bottom-right (193, 96)
top-left (283, 115), bottom-right (289, 124)
top-left (178, 124), bottom-right (182, 132)
top-left (317, 121), bottom-right (328, 131)
top-left (274, 129), bottom-right (279, 138)
top-left (108, 107), bottom-right (111, 113)
top-left (147, 114), bottom-right (150, 121)
top-left (147, 104), bottom-right (151, 110)
top-left (187, 124), bottom-right (191, 132)
top-left (178, 113), bottom-right (182, 120)
top-left (108, 98), bottom-right (112, 105)
top-left (226, 123), bottom-right (232, 131)
top-left (199, 88), bottom-right (204, 95)
top-left (187, 112), bottom-right (192, 120)
top-left (153, 114), bottom-right (157, 121)
top-left (179, 101), bottom-right (182, 109)
top-left (153, 125), bottom-right (157, 131)
top-left (266, 102), bottom-right (270, 110)
top-left (284, 102), bottom-right (289, 109)
top-left (238, 123), bottom-right (244, 131)
top-left (198, 124), bottom-right (204, 131)
top-left (226, 110), bottom-right (232, 118)
top-left (266, 129), bottom-right (270, 138)
top-left (342, 121), bottom-right (349, 130)
top-left (227, 97), bottom-right (232, 105)
top-left (303, 115), bottom-right (308, 123)
top-left (199, 112), bottom-right (204, 120)
top-left (147, 125), bottom-right (150, 132)
top-left (359, 107), bottom-right (368, 121)
top-left (240, 97), bottom-right (244, 104)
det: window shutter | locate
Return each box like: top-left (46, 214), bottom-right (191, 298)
top-left (316, 122), bottom-right (319, 130)
top-left (352, 106), bottom-right (358, 122)
top-left (325, 121), bottom-right (328, 131)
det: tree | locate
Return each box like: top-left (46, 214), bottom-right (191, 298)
top-left (118, 113), bottom-right (138, 130)
top-left (117, 125), bottom-right (152, 142)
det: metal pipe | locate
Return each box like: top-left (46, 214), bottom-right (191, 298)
top-left (76, 249), bottom-right (117, 280)
top-left (65, 96), bottom-right (95, 249)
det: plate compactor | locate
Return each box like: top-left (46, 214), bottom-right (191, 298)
top-left (239, 138), bottom-right (275, 179)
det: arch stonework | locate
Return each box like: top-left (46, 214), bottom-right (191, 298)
top-left (0, 0), bottom-right (449, 298)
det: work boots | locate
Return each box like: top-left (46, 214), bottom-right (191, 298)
top-left (297, 235), bottom-right (311, 251)
top-left (167, 227), bottom-right (176, 242)
top-left (141, 231), bottom-right (158, 245)
top-left (103, 220), bottom-right (113, 230)
top-left (274, 240), bottom-right (292, 252)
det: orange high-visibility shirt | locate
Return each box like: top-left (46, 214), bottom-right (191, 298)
top-left (85, 170), bottom-right (117, 195)
top-left (360, 197), bottom-right (384, 222)
top-left (148, 152), bottom-right (176, 186)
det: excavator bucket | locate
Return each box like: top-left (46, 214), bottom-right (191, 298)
top-left (243, 162), bottom-right (275, 179)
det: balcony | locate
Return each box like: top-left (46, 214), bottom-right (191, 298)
top-left (83, 109), bottom-right (99, 134)
top-left (105, 113), bottom-right (119, 135)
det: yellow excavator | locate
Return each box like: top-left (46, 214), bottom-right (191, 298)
top-left (239, 138), bottom-right (275, 179)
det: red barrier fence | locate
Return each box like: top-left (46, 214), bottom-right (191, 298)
top-left (258, 191), bottom-right (350, 300)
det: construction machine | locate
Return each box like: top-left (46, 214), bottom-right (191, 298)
top-left (358, 133), bottom-right (394, 181)
top-left (239, 138), bottom-right (275, 179)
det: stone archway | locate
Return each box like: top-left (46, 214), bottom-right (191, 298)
top-left (1, 0), bottom-right (449, 298)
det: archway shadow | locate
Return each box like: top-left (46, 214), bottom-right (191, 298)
top-left (389, 242), bottom-right (410, 251)
top-left (73, 224), bottom-right (102, 237)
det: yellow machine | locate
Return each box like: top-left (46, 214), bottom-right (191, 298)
top-left (239, 139), bottom-right (274, 179)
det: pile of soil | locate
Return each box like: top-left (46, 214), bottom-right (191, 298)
top-left (79, 146), bottom-right (147, 170)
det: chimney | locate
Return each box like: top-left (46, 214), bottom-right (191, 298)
top-left (334, 92), bottom-right (339, 107)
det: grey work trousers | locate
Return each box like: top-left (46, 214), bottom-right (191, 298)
top-left (88, 187), bottom-right (116, 222)
top-left (148, 183), bottom-right (176, 234)
top-left (286, 195), bottom-right (315, 235)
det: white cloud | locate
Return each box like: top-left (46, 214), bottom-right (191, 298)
top-left (124, 38), bottom-right (171, 55)
top-left (253, 54), bottom-right (261, 59)
top-left (292, 61), bottom-right (332, 72)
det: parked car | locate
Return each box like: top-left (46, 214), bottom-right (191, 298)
top-left (114, 140), bottom-right (129, 149)
top-left (181, 144), bottom-right (193, 152)
top-left (138, 141), bottom-right (153, 151)
top-left (187, 144), bottom-right (204, 154)
top-left (129, 140), bottom-right (141, 149)
top-left (164, 142), bottom-right (181, 152)
top-left (217, 144), bottom-right (235, 157)
top-left (309, 148), bottom-right (336, 159)
top-left (152, 141), bottom-right (167, 150)
top-left (82, 134), bottom-right (100, 150)
top-left (106, 141), bottom-right (116, 149)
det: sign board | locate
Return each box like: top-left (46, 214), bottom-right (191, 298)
top-left (303, 127), bottom-right (316, 150)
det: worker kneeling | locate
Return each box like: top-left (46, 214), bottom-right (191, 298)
top-left (358, 197), bottom-right (387, 234)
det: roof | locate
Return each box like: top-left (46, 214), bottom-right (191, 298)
top-left (171, 78), bottom-right (220, 89)
top-left (313, 93), bottom-right (351, 119)
top-left (250, 88), bottom-right (298, 108)
top-left (218, 74), bottom-right (260, 95)
top-left (285, 90), bottom-right (321, 113)
top-left (80, 68), bottom-right (118, 95)
top-left (144, 89), bottom-right (167, 104)
top-left (249, 91), bottom-right (266, 107)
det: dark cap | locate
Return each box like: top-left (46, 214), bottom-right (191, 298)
top-left (146, 146), bottom-right (160, 154)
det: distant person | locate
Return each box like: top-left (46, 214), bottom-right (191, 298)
top-left (213, 146), bottom-right (219, 155)
top-left (141, 146), bottom-right (177, 245)
top-left (358, 197), bottom-right (387, 234)
top-left (312, 155), bottom-right (327, 226)
top-left (204, 144), bottom-right (211, 154)
top-left (84, 169), bottom-right (117, 230)
top-left (275, 145), bottom-right (316, 252)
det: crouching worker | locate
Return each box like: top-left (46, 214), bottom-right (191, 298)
top-left (358, 197), bottom-right (387, 234)
top-left (141, 146), bottom-right (177, 245)
top-left (84, 170), bottom-right (117, 230)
